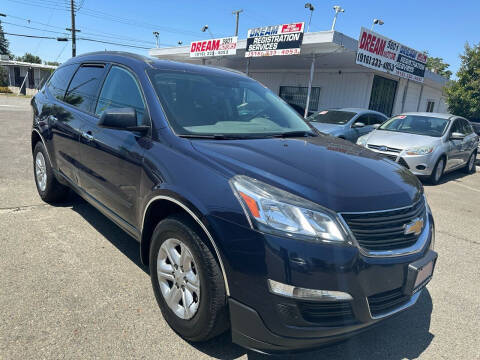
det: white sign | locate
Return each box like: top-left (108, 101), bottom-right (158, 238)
top-left (356, 27), bottom-right (427, 83)
top-left (245, 22), bottom-right (304, 57)
top-left (190, 36), bottom-right (237, 58)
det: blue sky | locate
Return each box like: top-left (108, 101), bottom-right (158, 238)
top-left (2, 0), bottom-right (479, 75)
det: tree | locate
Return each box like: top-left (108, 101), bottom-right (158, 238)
top-left (0, 66), bottom-right (8, 86)
top-left (44, 61), bottom-right (60, 66)
top-left (425, 52), bottom-right (452, 79)
top-left (15, 53), bottom-right (42, 64)
top-left (445, 43), bottom-right (480, 121)
top-left (0, 23), bottom-right (10, 56)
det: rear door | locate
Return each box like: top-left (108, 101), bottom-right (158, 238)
top-left (41, 63), bottom-right (82, 184)
top-left (77, 64), bottom-right (149, 227)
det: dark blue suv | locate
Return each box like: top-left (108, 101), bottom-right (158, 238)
top-left (31, 52), bottom-right (437, 353)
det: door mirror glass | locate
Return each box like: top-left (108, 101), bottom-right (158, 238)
top-left (450, 132), bottom-right (465, 141)
top-left (98, 108), bottom-right (138, 130)
top-left (352, 122), bottom-right (365, 128)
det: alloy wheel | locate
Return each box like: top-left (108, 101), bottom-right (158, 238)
top-left (157, 238), bottom-right (200, 320)
top-left (35, 152), bottom-right (47, 192)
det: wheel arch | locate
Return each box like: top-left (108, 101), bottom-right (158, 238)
top-left (140, 195), bottom-right (230, 296)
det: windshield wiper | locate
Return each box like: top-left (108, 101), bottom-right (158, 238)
top-left (178, 134), bottom-right (250, 140)
top-left (270, 131), bottom-right (318, 138)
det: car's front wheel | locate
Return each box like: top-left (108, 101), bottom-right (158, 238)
top-left (429, 157), bottom-right (445, 185)
top-left (463, 151), bottom-right (477, 174)
top-left (33, 141), bottom-right (70, 203)
top-left (149, 214), bottom-right (229, 342)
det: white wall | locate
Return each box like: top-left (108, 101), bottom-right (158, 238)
top-left (248, 69), bottom-right (372, 110)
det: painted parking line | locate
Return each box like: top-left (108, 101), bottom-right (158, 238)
top-left (452, 180), bottom-right (480, 193)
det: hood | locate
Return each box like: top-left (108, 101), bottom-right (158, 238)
top-left (191, 135), bottom-right (422, 213)
top-left (310, 122), bottom-right (345, 135)
top-left (365, 130), bottom-right (439, 150)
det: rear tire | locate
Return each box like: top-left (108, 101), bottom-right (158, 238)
top-left (463, 151), bottom-right (477, 174)
top-left (149, 214), bottom-right (229, 342)
top-left (429, 157), bottom-right (445, 185)
top-left (33, 142), bottom-right (70, 203)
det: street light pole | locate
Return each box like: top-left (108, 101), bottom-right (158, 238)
top-left (331, 5), bottom-right (345, 31)
top-left (232, 9), bottom-right (243, 36)
top-left (304, 3), bottom-right (315, 33)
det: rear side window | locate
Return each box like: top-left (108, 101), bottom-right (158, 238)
top-left (65, 64), bottom-right (106, 113)
top-left (95, 66), bottom-right (145, 125)
top-left (47, 64), bottom-right (77, 101)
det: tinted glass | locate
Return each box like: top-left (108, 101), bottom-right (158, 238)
top-left (379, 115), bottom-right (449, 137)
top-left (65, 65), bottom-right (105, 112)
top-left (96, 66), bottom-right (146, 125)
top-left (308, 110), bottom-right (356, 125)
top-left (369, 114), bottom-right (386, 125)
top-left (147, 69), bottom-right (312, 137)
top-left (460, 119), bottom-right (473, 134)
top-left (450, 120), bottom-right (463, 134)
top-left (355, 114), bottom-right (369, 125)
top-left (47, 64), bottom-right (77, 101)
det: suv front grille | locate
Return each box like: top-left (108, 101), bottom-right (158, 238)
top-left (368, 287), bottom-right (410, 317)
top-left (341, 200), bottom-right (426, 251)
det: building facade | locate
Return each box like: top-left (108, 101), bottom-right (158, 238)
top-left (150, 30), bottom-right (448, 117)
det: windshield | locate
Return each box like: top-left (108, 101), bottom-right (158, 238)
top-left (307, 110), bottom-right (356, 125)
top-left (378, 115), bottom-right (449, 137)
top-left (147, 69), bottom-right (313, 138)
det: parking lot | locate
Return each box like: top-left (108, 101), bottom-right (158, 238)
top-left (0, 95), bottom-right (479, 360)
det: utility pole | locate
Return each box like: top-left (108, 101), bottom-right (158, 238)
top-left (232, 9), bottom-right (243, 36)
top-left (70, 0), bottom-right (76, 57)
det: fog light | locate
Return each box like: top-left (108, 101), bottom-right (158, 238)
top-left (268, 279), bottom-right (352, 301)
top-left (416, 165), bottom-right (426, 170)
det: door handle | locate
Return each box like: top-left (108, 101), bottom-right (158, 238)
top-left (81, 131), bottom-right (94, 142)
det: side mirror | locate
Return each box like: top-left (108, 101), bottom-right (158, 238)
top-left (372, 123), bottom-right (381, 129)
top-left (450, 132), bottom-right (465, 141)
top-left (352, 122), bottom-right (365, 128)
top-left (98, 108), bottom-right (148, 133)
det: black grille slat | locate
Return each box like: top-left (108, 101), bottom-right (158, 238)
top-left (368, 287), bottom-right (410, 316)
top-left (298, 301), bottom-right (356, 325)
top-left (368, 145), bottom-right (402, 153)
top-left (342, 200), bottom-right (426, 251)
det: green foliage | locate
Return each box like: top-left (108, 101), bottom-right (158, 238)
top-left (44, 61), bottom-right (60, 66)
top-left (445, 43), bottom-right (480, 121)
top-left (0, 66), bottom-right (8, 86)
top-left (15, 53), bottom-right (42, 64)
top-left (0, 23), bottom-right (10, 56)
top-left (425, 52), bottom-right (452, 79)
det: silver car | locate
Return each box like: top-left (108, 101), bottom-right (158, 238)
top-left (307, 108), bottom-right (387, 143)
top-left (357, 113), bottom-right (479, 184)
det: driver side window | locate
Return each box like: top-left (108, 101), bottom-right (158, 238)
top-left (450, 120), bottom-right (464, 135)
top-left (95, 66), bottom-right (146, 125)
top-left (354, 115), bottom-right (369, 126)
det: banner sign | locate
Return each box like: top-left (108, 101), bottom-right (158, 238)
top-left (190, 36), bottom-right (237, 58)
top-left (245, 22), bottom-right (304, 57)
top-left (356, 27), bottom-right (427, 83)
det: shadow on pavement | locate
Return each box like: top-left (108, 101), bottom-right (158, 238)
top-left (65, 193), bottom-right (434, 360)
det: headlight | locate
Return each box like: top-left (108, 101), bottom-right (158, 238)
top-left (230, 175), bottom-right (344, 242)
top-left (405, 146), bottom-right (434, 155)
top-left (356, 135), bottom-right (368, 147)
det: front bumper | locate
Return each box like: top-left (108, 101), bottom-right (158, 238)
top-left (209, 211), bottom-right (436, 353)
top-left (367, 149), bottom-right (436, 176)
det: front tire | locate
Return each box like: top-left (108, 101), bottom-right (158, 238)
top-left (429, 157), bottom-right (445, 185)
top-left (149, 214), bottom-right (229, 342)
top-left (33, 142), bottom-right (70, 203)
top-left (463, 151), bottom-right (477, 174)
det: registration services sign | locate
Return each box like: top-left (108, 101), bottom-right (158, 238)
top-left (245, 22), bottom-right (304, 57)
top-left (356, 27), bottom-right (427, 83)
top-left (190, 36), bottom-right (238, 58)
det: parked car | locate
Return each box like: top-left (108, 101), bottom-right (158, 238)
top-left (307, 108), bottom-right (387, 142)
top-left (357, 113), bottom-right (479, 184)
top-left (31, 52), bottom-right (436, 353)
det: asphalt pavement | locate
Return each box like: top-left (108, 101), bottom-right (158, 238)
top-left (1, 95), bottom-right (479, 360)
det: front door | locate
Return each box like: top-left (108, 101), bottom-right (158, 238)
top-left (77, 65), bottom-right (149, 227)
top-left (446, 119), bottom-right (465, 170)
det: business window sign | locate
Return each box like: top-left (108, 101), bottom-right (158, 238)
top-left (356, 27), bottom-right (427, 83)
top-left (245, 22), bottom-right (304, 57)
top-left (190, 36), bottom-right (238, 57)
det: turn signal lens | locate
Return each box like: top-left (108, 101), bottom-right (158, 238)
top-left (239, 191), bottom-right (260, 218)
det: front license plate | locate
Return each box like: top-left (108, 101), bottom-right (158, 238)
top-left (414, 260), bottom-right (434, 289)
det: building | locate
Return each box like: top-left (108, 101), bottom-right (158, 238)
top-left (0, 56), bottom-right (56, 95)
top-left (149, 30), bottom-right (448, 117)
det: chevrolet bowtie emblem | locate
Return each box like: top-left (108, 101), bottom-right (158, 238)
top-left (404, 218), bottom-right (424, 236)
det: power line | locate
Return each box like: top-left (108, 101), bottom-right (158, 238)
top-left (3, 32), bottom-right (62, 40)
